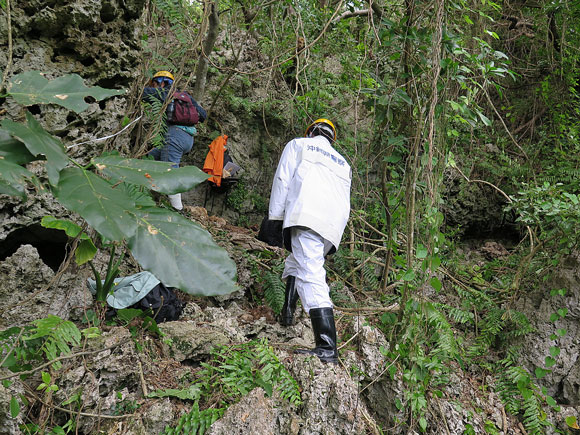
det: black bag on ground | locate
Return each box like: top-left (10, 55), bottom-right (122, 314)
top-left (257, 217), bottom-right (284, 248)
top-left (131, 283), bottom-right (184, 323)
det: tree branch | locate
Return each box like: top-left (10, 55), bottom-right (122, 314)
top-left (193, 0), bottom-right (220, 101)
top-left (332, 9), bottom-right (371, 23)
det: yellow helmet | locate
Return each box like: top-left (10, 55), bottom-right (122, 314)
top-left (305, 118), bottom-right (336, 141)
top-left (153, 70), bottom-right (175, 81)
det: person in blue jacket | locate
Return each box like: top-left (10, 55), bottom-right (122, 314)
top-left (142, 70), bottom-right (207, 210)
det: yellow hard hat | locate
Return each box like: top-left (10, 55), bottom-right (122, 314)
top-left (153, 70), bottom-right (175, 81)
top-left (305, 118), bottom-right (337, 141)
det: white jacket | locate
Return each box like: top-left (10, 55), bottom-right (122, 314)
top-left (269, 135), bottom-right (352, 250)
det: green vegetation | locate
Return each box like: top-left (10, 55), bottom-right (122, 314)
top-left (2, 0), bottom-right (580, 433)
top-left (160, 338), bottom-right (302, 434)
top-left (0, 71), bottom-right (237, 298)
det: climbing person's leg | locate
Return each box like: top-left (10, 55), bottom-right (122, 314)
top-left (287, 227), bottom-right (338, 363)
top-left (162, 126), bottom-right (194, 210)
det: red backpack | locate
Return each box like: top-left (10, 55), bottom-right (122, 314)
top-left (167, 91), bottom-right (199, 126)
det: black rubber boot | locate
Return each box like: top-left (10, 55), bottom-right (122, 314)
top-left (280, 276), bottom-right (299, 326)
top-left (295, 307), bottom-right (338, 363)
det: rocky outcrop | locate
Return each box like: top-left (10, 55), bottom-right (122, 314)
top-left (2, 232), bottom-right (579, 434)
top-left (1, 0), bottom-right (141, 155)
top-left (515, 253), bottom-right (580, 407)
top-left (0, 244), bottom-right (92, 327)
top-left (2, 1), bottom-right (579, 434)
top-left (442, 169), bottom-right (516, 239)
top-left (2, 0), bottom-right (144, 86)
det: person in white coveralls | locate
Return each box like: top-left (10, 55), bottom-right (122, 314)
top-left (267, 118), bottom-right (351, 363)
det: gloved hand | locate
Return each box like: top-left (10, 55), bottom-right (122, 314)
top-left (257, 217), bottom-right (283, 248)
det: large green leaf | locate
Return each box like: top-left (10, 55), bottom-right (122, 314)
top-left (0, 159), bottom-right (35, 199)
top-left (92, 155), bottom-right (209, 194)
top-left (0, 129), bottom-right (37, 165)
top-left (54, 168), bottom-right (138, 241)
top-left (128, 208), bottom-right (238, 296)
top-left (7, 71), bottom-right (125, 113)
top-left (41, 216), bottom-right (87, 239)
top-left (40, 216), bottom-right (97, 265)
top-left (1, 113), bottom-right (68, 185)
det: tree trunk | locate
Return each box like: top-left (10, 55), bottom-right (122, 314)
top-left (192, 1), bottom-right (219, 102)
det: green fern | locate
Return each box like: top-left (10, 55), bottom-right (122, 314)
top-left (503, 310), bottom-right (535, 339)
top-left (117, 181), bottom-right (157, 208)
top-left (467, 307), bottom-right (534, 358)
top-left (435, 302), bottom-right (475, 325)
top-left (152, 0), bottom-right (201, 57)
top-left (142, 96), bottom-right (169, 150)
top-left (424, 303), bottom-right (458, 359)
top-left (163, 339), bottom-right (301, 433)
top-left (453, 284), bottom-right (495, 311)
top-left (262, 271), bottom-right (286, 315)
top-left (331, 247), bottom-right (380, 291)
top-left (22, 315), bottom-right (81, 370)
top-left (254, 339), bottom-right (302, 405)
top-left (537, 167), bottom-right (580, 189)
top-left (329, 281), bottom-right (352, 306)
top-left (495, 371), bottom-right (521, 414)
top-left (360, 261), bottom-right (380, 291)
top-left (164, 402), bottom-right (224, 435)
top-left (466, 308), bottom-right (504, 358)
top-left (154, 0), bottom-right (184, 27)
top-left (331, 248), bottom-right (351, 277)
top-left (522, 393), bottom-right (543, 435)
top-left (196, 338), bottom-right (302, 406)
top-left (494, 357), bottom-right (546, 434)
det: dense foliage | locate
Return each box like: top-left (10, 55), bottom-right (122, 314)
top-left (2, 0), bottom-right (580, 433)
top-left (206, 1), bottom-right (580, 433)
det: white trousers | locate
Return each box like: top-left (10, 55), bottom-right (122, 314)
top-left (282, 227), bottom-right (334, 313)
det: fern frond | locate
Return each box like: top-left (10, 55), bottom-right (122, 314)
top-left (23, 315), bottom-right (81, 369)
top-left (503, 309), bottom-right (535, 339)
top-left (494, 358), bottom-right (547, 434)
top-left (467, 307), bottom-right (506, 357)
top-left (436, 303), bottom-right (475, 325)
top-left (164, 401), bottom-right (225, 435)
top-left (263, 271), bottom-right (286, 315)
top-left (538, 167), bottom-right (580, 188)
top-left (195, 339), bottom-right (302, 408)
top-left (117, 182), bottom-right (156, 208)
top-left (329, 281), bottom-right (352, 306)
top-left (332, 248), bottom-right (351, 277)
top-left (142, 96), bottom-right (169, 147)
top-left (522, 393), bottom-right (543, 435)
top-left (425, 304), bottom-right (458, 358)
top-left (254, 339), bottom-right (302, 405)
top-left (495, 372), bottom-right (521, 414)
top-left (361, 262), bottom-right (380, 291)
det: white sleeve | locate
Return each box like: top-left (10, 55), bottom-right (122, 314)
top-left (269, 140), bottom-right (298, 221)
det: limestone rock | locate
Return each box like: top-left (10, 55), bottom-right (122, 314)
top-left (288, 356), bottom-right (376, 434)
top-left (514, 252), bottom-right (580, 406)
top-left (159, 321), bottom-right (231, 361)
top-left (0, 244), bottom-right (92, 328)
top-left (0, 377), bottom-right (25, 434)
top-left (206, 388), bottom-right (278, 434)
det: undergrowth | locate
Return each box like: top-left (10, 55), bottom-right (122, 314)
top-left (160, 338), bottom-right (302, 435)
